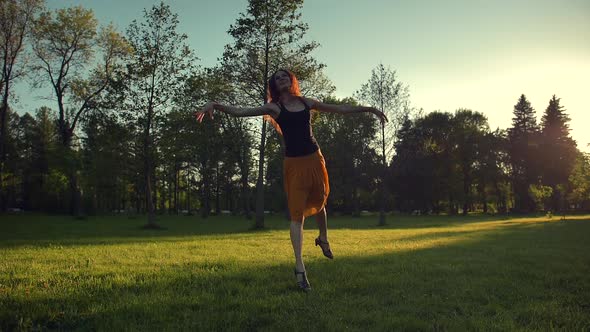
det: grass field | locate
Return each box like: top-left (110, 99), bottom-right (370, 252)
top-left (1, 213), bottom-right (589, 331)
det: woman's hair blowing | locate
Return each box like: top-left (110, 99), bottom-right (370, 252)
top-left (267, 69), bottom-right (301, 103)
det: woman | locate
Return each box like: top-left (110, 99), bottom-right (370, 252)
top-left (196, 69), bottom-right (387, 291)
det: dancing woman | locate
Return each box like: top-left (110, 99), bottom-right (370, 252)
top-left (196, 69), bottom-right (387, 291)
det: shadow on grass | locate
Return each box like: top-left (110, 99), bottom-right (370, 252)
top-left (2, 219), bottom-right (589, 331)
top-left (0, 213), bottom-right (587, 250)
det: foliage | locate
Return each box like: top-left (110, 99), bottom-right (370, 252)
top-left (539, 95), bottom-right (577, 211)
top-left (507, 94), bottom-right (540, 212)
top-left (0, 0), bottom-right (45, 211)
top-left (32, 5), bottom-right (129, 146)
top-left (313, 96), bottom-right (380, 215)
top-left (528, 184), bottom-right (553, 212)
top-left (391, 111), bottom-right (507, 214)
top-left (119, 2), bottom-right (197, 225)
top-left (568, 152), bottom-right (590, 210)
top-left (2, 2), bottom-right (589, 218)
top-left (355, 64), bottom-right (415, 159)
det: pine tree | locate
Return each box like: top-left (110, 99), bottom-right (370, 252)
top-left (540, 95), bottom-right (577, 211)
top-left (508, 94), bottom-right (539, 212)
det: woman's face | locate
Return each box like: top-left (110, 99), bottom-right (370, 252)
top-left (274, 71), bottom-right (291, 91)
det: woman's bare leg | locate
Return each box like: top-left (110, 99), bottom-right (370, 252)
top-left (315, 207), bottom-right (328, 242)
top-left (290, 219), bottom-right (305, 272)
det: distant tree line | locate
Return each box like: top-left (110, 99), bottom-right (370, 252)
top-left (1, 0), bottom-right (588, 224)
top-left (392, 95), bottom-right (587, 214)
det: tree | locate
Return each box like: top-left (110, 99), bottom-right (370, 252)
top-left (313, 96), bottom-right (380, 216)
top-left (507, 94), bottom-right (539, 212)
top-left (452, 109), bottom-right (489, 215)
top-left (159, 109), bottom-right (188, 215)
top-left (539, 95), bottom-right (577, 212)
top-left (160, 99), bottom-right (222, 218)
top-left (33, 6), bottom-right (130, 146)
top-left (0, 0), bottom-right (44, 211)
top-left (476, 129), bottom-right (510, 214)
top-left (1, 107), bottom-right (31, 209)
top-left (14, 107), bottom-right (64, 211)
top-left (391, 117), bottom-right (422, 212)
top-left (80, 111), bottom-right (133, 213)
top-left (528, 184), bottom-right (553, 212)
top-left (356, 64), bottom-right (412, 224)
top-left (121, 2), bottom-right (196, 227)
top-left (32, 5), bottom-right (129, 215)
top-left (187, 67), bottom-right (255, 218)
top-left (391, 112), bottom-right (458, 214)
top-left (221, 0), bottom-right (328, 228)
top-left (568, 151), bottom-right (590, 211)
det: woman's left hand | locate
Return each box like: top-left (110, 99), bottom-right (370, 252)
top-left (194, 102), bottom-right (217, 123)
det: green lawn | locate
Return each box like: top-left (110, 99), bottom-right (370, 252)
top-left (1, 213), bottom-right (589, 331)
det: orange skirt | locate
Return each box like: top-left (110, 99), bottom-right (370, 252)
top-left (283, 149), bottom-right (330, 222)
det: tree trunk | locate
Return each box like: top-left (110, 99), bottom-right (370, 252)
top-left (254, 36), bottom-right (271, 229)
top-left (135, 186), bottom-right (141, 214)
top-left (144, 127), bottom-right (157, 227)
top-left (481, 180), bottom-right (488, 214)
top-left (215, 161), bottom-right (220, 215)
top-left (201, 169), bottom-right (210, 219)
top-left (379, 119), bottom-right (387, 225)
top-left (462, 172), bottom-right (470, 216)
top-left (167, 175), bottom-right (173, 214)
top-left (174, 164), bottom-right (179, 214)
top-left (145, 170), bottom-right (156, 225)
top-left (68, 170), bottom-right (82, 217)
top-left (187, 173), bottom-right (191, 215)
top-left (241, 166), bottom-right (251, 219)
top-left (237, 148), bottom-right (251, 219)
top-left (353, 185), bottom-right (360, 217)
top-left (550, 184), bottom-right (560, 213)
top-left (501, 195), bottom-right (507, 214)
top-left (254, 115), bottom-right (267, 228)
top-left (62, 132), bottom-right (84, 218)
top-left (152, 169), bottom-right (158, 214)
top-left (0, 93), bottom-right (8, 212)
top-left (226, 183), bottom-right (231, 213)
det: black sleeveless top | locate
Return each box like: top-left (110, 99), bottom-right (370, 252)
top-left (275, 98), bottom-right (320, 157)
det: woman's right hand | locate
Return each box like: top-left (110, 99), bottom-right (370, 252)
top-left (368, 107), bottom-right (388, 124)
top-left (194, 102), bottom-right (217, 123)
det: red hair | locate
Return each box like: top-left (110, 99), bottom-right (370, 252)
top-left (267, 69), bottom-right (301, 102)
top-left (265, 69), bottom-right (302, 135)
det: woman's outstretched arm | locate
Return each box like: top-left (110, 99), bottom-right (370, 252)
top-left (303, 97), bottom-right (388, 123)
top-left (195, 102), bottom-right (279, 122)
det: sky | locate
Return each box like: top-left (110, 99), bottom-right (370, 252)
top-left (14, 0), bottom-right (590, 150)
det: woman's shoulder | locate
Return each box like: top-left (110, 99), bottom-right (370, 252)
top-left (298, 96), bottom-right (319, 109)
top-left (265, 102), bottom-right (282, 119)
